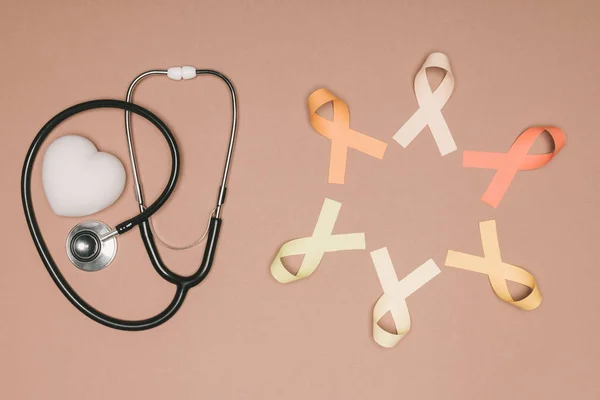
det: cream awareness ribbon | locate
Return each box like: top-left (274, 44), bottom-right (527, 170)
top-left (270, 198), bottom-right (366, 283)
top-left (371, 248), bottom-right (441, 348)
top-left (445, 220), bottom-right (541, 310)
top-left (393, 52), bottom-right (457, 156)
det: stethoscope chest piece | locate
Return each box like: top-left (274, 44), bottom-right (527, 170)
top-left (66, 220), bottom-right (116, 271)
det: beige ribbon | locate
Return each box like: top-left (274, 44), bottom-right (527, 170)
top-left (371, 248), bottom-right (441, 348)
top-left (270, 198), bottom-right (366, 283)
top-left (445, 220), bottom-right (542, 310)
top-left (393, 52), bottom-right (457, 156)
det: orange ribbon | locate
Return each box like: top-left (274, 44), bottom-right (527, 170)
top-left (308, 88), bottom-right (388, 184)
top-left (463, 126), bottom-right (566, 208)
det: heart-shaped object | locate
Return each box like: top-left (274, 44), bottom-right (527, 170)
top-left (42, 135), bottom-right (126, 217)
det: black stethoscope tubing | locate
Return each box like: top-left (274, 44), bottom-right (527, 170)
top-left (21, 99), bottom-right (221, 331)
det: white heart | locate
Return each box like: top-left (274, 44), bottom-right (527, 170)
top-left (42, 135), bottom-right (126, 217)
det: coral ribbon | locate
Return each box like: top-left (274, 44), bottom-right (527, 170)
top-left (308, 88), bottom-right (387, 184)
top-left (270, 198), bottom-right (366, 283)
top-left (445, 220), bottom-right (541, 310)
top-left (463, 126), bottom-right (566, 207)
top-left (371, 248), bottom-right (440, 348)
top-left (393, 52), bottom-right (457, 156)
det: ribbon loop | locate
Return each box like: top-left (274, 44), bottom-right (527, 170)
top-left (270, 198), bottom-right (366, 283)
top-left (445, 220), bottom-right (542, 311)
top-left (308, 88), bottom-right (388, 184)
top-left (463, 126), bottom-right (566, 208)
top-left (371, 248), bottom-right (440, 348)
top-left (393, 52), bottom-right (457, 156)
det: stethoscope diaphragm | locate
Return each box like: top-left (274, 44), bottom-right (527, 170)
top-left (66, 220), bottom-right (117, 271)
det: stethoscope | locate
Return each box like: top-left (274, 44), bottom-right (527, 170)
top-left (21, 67), bottom-right (238, 331)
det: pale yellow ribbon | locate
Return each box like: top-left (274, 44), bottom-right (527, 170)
top-left (445, 220), bottom-right (541, 310)
top-left (271, 198), bottom-right (366, 283)
top-left (371, 248), bottom-right (441, 348)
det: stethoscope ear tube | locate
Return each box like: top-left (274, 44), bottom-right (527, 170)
top-left (113, 100), bottom-right (179, 234)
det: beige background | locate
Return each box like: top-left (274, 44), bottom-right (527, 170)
top-left (1, 0), bottom-right (599, 398)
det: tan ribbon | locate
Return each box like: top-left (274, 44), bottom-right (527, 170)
top-left (271, 198), bottom-right (366, 283)
top-left (393, 52), bottom-right (457, 156)
top-left (371, 248), bottom-right (441, 348)
top-left (445, 220), bottom-right (541, 310)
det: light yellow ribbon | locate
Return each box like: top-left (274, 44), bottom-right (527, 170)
top-left (270, 198), bottom-right (366, 283)
top-left (445, 220), bottom-right (542, 310)
top-left (371, 248), bottom-right (441, 348)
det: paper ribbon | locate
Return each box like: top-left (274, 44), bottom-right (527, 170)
top-left (308, 88), bottom-right (388, 184)
top-left (393, 52), bottom-right (457, 156)
top-left (445, 220), bottom-right (541, 310)
top-left (270, 198), bottom-right (366, 283)
top-left (463, 126), bottom-right (566, 208)
top-left (371, 248), bottom-right (440, 348)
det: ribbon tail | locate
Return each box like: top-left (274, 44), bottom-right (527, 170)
top-left (328, 140), bottom-right (348, 184)
top-left (428, 111), bottom-right (456, 156)
top-left (348, 129), bottom-right (388, 159)
top-left (393, 107), bottom-right (428, 148)
top-left (480, 167), bottom-right (519, 208)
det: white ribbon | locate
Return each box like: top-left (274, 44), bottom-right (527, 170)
top-left (371, 247), bottom-right (441, 348)
top-left (393, 52), bottom-right (457, 156)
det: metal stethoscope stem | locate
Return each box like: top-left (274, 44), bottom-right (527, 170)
top-left (125, 69), bottom-right (238, 220)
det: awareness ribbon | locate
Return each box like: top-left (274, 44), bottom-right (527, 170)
top-left (371, 248), bottom-right (440, 348)
top-left (463, 126), bottom-right (566, 208)
top-left (308, 88), bottom-right (388, 184)
top-left (270, 198), bottom-right (366, 283)
top-left (445, 220), bottom-right (541, 310)
top-left (393, 52), bottom-right (457, 156)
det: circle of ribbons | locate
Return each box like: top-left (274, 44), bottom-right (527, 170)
top-left (269, 52), bottom-right (566, 349)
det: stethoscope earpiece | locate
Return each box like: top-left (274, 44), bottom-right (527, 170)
top-left (66, 220), bottom-right (116, 271)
